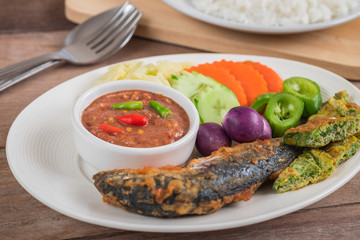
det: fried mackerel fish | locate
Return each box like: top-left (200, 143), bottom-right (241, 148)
top-left (274, 91), bottom-right (360, 193)
top-left (93, 138), bottom-right (301, 217)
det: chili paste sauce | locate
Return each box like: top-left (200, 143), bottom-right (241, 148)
top-left (82, 90), bottom-right (190, 148)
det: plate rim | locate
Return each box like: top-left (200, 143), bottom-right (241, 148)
top-left (6, 53), bottom-right (360, 232)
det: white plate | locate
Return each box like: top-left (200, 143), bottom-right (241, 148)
top-left (6, 53), bottom-right (360, 232)
top-left (162, 0), bottom-right (360, 34)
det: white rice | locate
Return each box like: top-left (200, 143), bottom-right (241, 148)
top-left (191, 0), bottom-right (360, 26)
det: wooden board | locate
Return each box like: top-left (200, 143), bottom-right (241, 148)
top-left (65, 0), bottom-right (360, 80)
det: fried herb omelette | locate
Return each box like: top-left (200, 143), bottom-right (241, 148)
top-left (274, 91), bottom-right (360, 192)
top-left (283, 90), bottom-right (360, 148)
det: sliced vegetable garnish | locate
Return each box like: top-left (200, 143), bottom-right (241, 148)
top-left (250, 92), bottom-right (275, 113)
top-left (98, 124), bottom-right (124, 134)
top-left (185, 64), bottom-right (247, 106)
top-left (170, 71), bottom-right (219, 103)
top-left (243, 61), bottom-right (283, 93)
top-left (283, 77), bottom-right (322, 117)
top-left (116, 114), bottom-right (148, 126)
top-left (196, 87), bottom-right (239, 124)
top-left (212, 60), bottom-right (268, 106)
top-left (149, 100), bottom-right (172, 118)
top-left (112, 101), bottom-right (143, 110)
top-left (172, 71), bottom-right (239, 124)
top-left (264, 92), bottom-right (304, 137)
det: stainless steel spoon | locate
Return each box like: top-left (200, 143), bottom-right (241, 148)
top-left (0, 1), bottom-right (142, 92)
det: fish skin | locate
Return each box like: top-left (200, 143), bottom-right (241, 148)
top-left (93, 138), bottom-right (301, 217)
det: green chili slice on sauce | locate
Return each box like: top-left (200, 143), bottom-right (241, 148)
top-left (112, 101), bottom-right (143, 110)
top-left (149, 100), bottom-right (172, 118)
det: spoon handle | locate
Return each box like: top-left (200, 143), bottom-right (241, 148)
top-left (0, 52), bottom-right (63, 79)
top-left (0, 60), bottom-right (63, 92)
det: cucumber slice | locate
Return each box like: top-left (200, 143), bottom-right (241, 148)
top-left (171, 71), bottom-right (220, 103)
top-left (196, 87), bottom-right (240, 124)
top-left (171, 71), bottom-right (239, 124)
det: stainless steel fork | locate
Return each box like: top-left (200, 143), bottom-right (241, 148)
top-left (0, 2), bottom-right (142, 92)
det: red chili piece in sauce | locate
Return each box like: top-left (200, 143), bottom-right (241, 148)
top-left (116, 114), bottom-right (148, 126)
top-left (98, 124), bottom-right (124, 134)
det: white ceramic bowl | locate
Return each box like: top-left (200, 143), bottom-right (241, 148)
top-left (72, 80), bottom-right (200, 171)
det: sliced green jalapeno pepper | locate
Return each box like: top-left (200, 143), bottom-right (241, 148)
top-left (264, 92), bottom-right (304, 137)
top-left (250, 92), bottom-right (275, 114)
top-left (112, 101), bottom-right (143, 110)
top-left (283, 77), bottom-right (322, 117)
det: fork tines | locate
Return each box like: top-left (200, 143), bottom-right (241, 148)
top-left (87, 1), bottom-right (143, 54)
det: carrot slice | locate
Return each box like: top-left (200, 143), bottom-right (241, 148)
top-left (185, 63), bottom-right (247, 106)
top-left (212, 60), bottom-right (269, 106)
top-left (243, 61), bottom-right (283, 93)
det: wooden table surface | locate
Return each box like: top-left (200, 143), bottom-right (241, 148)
top-left (1, 1), bottom-right (359, 239)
